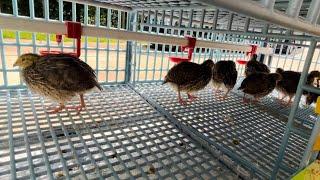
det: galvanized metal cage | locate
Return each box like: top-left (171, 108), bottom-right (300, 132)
top-left (1, 0), bottom-right (320, 179)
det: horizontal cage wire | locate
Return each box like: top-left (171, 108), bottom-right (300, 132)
top-left (1, 0), bottom-right (320, 179)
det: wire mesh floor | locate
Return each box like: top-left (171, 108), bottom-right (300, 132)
top-left (132, 82), bottom-right (313, 179)
top-left (0, 85), bottom-right (238, 180)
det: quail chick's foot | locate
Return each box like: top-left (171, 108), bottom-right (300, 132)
top-left (47, 104), bottom-right (65, 114)
top-left (65, 105), bottom-right (85, 114)
top-left (220, 95), bottom-right (228, 101)
top-left (242, 97), bottom-right (250, 104)
top-left (178, 98), bottom-right (187, 105)
top-left (252, 98), bottom-right (261, 104)
top-left (187, 93), bottom-right (198, 101)
top-left (280, 100), bottom-right (293, 107)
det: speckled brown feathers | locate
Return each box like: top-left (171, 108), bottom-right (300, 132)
top-left (164, 60), bottom-right (214, 92)
top-left (24, 54), bottom-right (102, 93)
top-left (275, 68), bottom-right (300, 104)
top-left (212, 60), bottom-right (238, 93)
top-left (163, 60), bottom-right (214, 104)
top-left (245, 54), bottom-right (270, 77)
top-left (17, 53), bottom-right (102, 113)
top-left (238, 73), bottom-right (281, 101)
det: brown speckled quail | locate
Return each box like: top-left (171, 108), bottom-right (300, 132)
top-left (163, 59), bottom-right (214, 105)
top-left (275, 68), bottom-right (301, 106)
top-left (245, 54), bottom-right (270, 77)
top-left (212, 60), bottom-right (238, 100)
top-left (13, 53), bottom-right (102, 114)
top-left (238, 72), bottom-right (282, 103)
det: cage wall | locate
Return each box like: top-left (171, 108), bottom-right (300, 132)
top-left (1, 0), bottom-right (320, 180)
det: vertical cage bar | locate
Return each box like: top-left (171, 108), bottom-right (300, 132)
top-left (286, 0), bottom-right (303, 18)
top-left (125, 12), bottom-right (136, 83)
top-left (227, 13), bottom-right (234, 31)
top-left (72, 2), bottom-right (76, 21)
top-left (244, 17), bottom-right (250, 32)
top-left (260, 0), bottom-right (275, 10)
top-left (152, 10), bottom-right (159, 81)
top-left (12, 0), bottom-right (18, 16)
top-left (116, 10), bottom-right (121, 82)
top-left (306, 0), bottom-right (320, 24)
top-left (29, 0), bottom-right (35, 18)
top-left (0, 30), bottom-right (8, 86)
top-left (95, 6), bottom-right (100, 79)
top-left (200, 9), bottom-right (206, 29)
top-left (212, 9), bottom-right (219, 30)
top-left (84, 4), bottom-right (88, 64)
top-left (6, 92), bottom-right (16, 180)
top-left (178, 9), bottom-right (183, 27)
top-left (189, 9), bottom-right (194, 28)
top-left (169, 10), bottom-right (174, 27)
top-left (106, 9), bottom-right (111, 82)
top-left (43, 0), bottom-right (49, 20)
top-left (58, 0), bottom-right (63, 21)
top-left (271, 40), bottom-right (317, 178)
top-left (17, 91), bottom-right (36, 180)
top-left (159, 10), bottom-right (166, 80)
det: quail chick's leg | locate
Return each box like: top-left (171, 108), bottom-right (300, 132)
top-left (242, 94), bottom-right (250, 103)
top-left (284, 95), bottom-right (293, 107)
top-left (47, 103), bottom-right (65, 114)
top-left (65, 94), bottom-right (86, 114)
top-left (221, 89), bottom-right (231, 100)
top-left (187, 93), bottom-right (198, 101)
top-left (278, 93), bottom-right (287, 103)
top-left (178, 90), bottom-right (187, 105)
top-left (252, 97), bottom-right (261, 103)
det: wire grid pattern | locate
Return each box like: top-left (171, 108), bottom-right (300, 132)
top-left (94, 0), bottom-right (205, 9)
top-left (133, 82), bottom-right (310, 179)
top-left (0, 85), bottom-right (238, 180)
top-left (0, 0), bottom-right (129, 88)
top-left (230, 78), bottom-right (318, 129)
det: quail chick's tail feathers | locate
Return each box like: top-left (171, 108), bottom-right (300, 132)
top-left (96, 84), bottom-right (103, 91)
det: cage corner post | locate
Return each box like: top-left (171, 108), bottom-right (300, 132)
top-left (270, 40), bottom-right (318, 179)
top-left (125, 11), bottom-right (137, 83)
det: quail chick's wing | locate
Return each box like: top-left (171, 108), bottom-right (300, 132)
top-left (239, 73), bottom-right (269, 94)
top-left (164, 62), bottom-right (203, 86)
top-left (34, 54), bottom-right (102, 92)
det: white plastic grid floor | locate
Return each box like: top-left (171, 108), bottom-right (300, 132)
top-left (0, 85), bottom-right (238, 180)
top-left (133, 82), bottom-right (312, 179)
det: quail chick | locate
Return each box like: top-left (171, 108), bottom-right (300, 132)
top-left (275, 68), bottom-right (301, 106)
top-left (212, 60), bottom-right (238, 99)
top-left (306, 79), bottom-right (320, 106)
top-left (163, 60), bottom-right (214, 105)
top-left (245, 54), bottom-right (270, 77)
top-left (306, 70), bottom-right (320, 87)
top-left (238, 72), bottom-right (282, 103)
top-left (14, 53), bottom-right (102, 114)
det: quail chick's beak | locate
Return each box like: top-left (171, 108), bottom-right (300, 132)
top-left (13, 60), bottom-right (20, 67)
